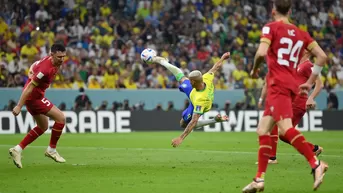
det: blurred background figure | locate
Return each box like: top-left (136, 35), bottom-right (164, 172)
top-left (73, 87), bottom-right (91, 111)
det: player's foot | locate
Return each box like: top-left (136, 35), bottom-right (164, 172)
top-left (45, 150), bottom-right (66, 163)
top-left (242, 178), bottom-right (265, 193)
top-left (255, 159), bottom-right (278, 165)
top-left (152, 56), bottom-right (168, 64)
top-left (9, 148), bottom-right (23, 168)
top-left (214, 114), bottom-right (229, 122)
top-left (312, 161), bottom-right (328, 191)
top-left (314, 145), bottom-right (323, 157)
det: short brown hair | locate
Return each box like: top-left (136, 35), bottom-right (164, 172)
top-left (275, 0), bottom-right (292, 15)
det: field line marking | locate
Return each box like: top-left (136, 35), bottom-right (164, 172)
top-left (0, 144), bottom-right (342, 158)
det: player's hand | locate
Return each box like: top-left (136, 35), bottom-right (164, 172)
top-left (306, 97), bottom-right (316, 110)
top-left (220, 52), bottom-right (231, 60)
top-left (299, 83), bottom-right (311, 95)
top-left (258, 100), bottom-right (263, 109)
top-left (171, 137), bottom-right (183, 148)
top-left (250, 69), bottom-right (260, 79)
top-left (12, 106), bottom-right (22, 116)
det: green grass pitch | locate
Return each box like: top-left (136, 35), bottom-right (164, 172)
top-left (0, 131), bottom-right (342, 193)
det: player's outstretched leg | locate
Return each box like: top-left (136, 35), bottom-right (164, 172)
top-left (9, 114), bottom-right (48, 168)
top-left (195, 114), bottom-right (229, 129)
top-left (45, 106), bottom-right (66, 163)
top-left (152, 56), bottom-right (185, 82)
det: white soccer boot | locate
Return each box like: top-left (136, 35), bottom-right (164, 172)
top-left (313, 161), bottom-right (328, 191)
top-left (242, 178), bottom-right (265, 193)
top-left (9, 148), bottom-right (23, 168)
top-left (152, 56), bottom-right (168, 64)
top-left (45, 149), bottom-right (66, 163)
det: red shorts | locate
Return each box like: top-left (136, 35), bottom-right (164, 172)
top-left (263, 85), bottom-right (295, 122)
top-left (25, 97), bottom-right (54, 115)
top-left (292, 95), bottom-right (307, 126)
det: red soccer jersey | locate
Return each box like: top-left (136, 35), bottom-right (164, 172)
top-left (261, 21), bottom-right (317, 93)
top-left (296, 60), bottom-right (313, 86)
top-left (24, 56), bottom-right (59, 100)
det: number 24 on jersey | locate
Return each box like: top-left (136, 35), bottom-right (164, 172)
top-left (278, 37), bottom-right (304, 68)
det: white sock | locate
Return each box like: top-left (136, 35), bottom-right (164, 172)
top-left (14, 145), bottom-right (22, 153)
top-left (160, 60), bottom-right (184, 81)
top-left (47, 146), bottom-right (56, 153)
top-left (195, 119), bottom-right (217, 129)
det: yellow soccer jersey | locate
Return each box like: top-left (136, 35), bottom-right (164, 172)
top-left (189, 73), bottom-right (215, 115)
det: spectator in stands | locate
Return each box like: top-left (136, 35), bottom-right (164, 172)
top-left (74, 87), bottom-right (91, 111)
top-left (20, 41), bottom-right (38, 63)
top-left (222, 100), bottom-right (231, 114)
top-left (3, 100), bottom-right (16, 110)
top-left (0, 0), bottom-right (342, 109)
top-left (97, 101), bottom-right (108, 111)
top-left (327, 86), bottom-right (339, 110)
top-left (166, 101), bottom-right (175, 111)
top-left (122, 99), bottom-right (131, 111)
top-left (84, 101), bottom-right (94, 111)
top-left (58, 102), bottom-right (67, 111)
top-left (242, 89), bottom-right (257, 110)
top-left (155, 103), bottom-right (163, 111)
top-left (111, 102), bottom-right (121, 111)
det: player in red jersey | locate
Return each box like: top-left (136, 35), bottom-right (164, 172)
top-left (9, 43), bottom-right (67, 168)
top-left (242, 0), bottom-right (328, 192)
top-left (257, 52), bottom-right (324, 164)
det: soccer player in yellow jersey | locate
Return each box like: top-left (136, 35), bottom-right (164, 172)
top-left (152, 52), bottom-right (231, 147)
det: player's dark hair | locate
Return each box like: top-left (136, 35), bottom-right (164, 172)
top-left (275, 0), bottom-right (292, 15)
top-left (51, 43), bottom-right (66, 53)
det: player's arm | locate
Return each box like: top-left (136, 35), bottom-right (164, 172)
top-left (309, 76), bottom-right (323, 100)
top-left (252, 42), bottom-right (269, 77)
top-left (180, 113), bottom-right (201, 140)
top-left (252, 25), bottom-right (272, 77)
top-left (306, 76), bottom-right (323, 109)
top-left (17, 82), bottom-right (36, 107)
top-left (12, 82), bottom-right (36, 116)
top-left (207, 52), bottom-right (230, 74)
top-left (302, 31), bottom-right (327, 85)
top-left (258, 81), bottom-right (267, 108)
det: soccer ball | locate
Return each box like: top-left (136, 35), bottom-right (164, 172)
top-left (141, 48), bottom-right (157, 64)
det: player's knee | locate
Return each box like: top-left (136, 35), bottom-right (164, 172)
top-left (256, 128), bottom-right (269, 136)
top-left (37, 123), bottom-right (49, 131)
top-left (55, 113), bottom-right (66, 124)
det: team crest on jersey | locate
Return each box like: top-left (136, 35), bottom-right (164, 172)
top-left (270, 106), bottom-right (274, 112)
top-left (181, 83), bottom-right (188, 88)
top-left (36, 72), bottom-right (44, 79)
top-left (196, 105), bottom-right (202, 112)
top-left (262, 26), bottom-right (270, 34)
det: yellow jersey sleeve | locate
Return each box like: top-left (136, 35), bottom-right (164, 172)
top-left (203, 72), bottom-right (214, 83)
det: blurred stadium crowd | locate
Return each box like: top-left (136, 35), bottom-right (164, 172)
top-left (0, 0), bottom-right (342, 91)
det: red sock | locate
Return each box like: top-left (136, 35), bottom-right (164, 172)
top-left (306, 142), bottom-right (315, 151)
top-left (270, 125), bottom-right (278, 159)
top-left (280, 134), bottom-right (316, 151)
top-left (256, 135), bottom-right (272, 179)
top-left (19, 126), bottom-right (45, 149)
top-left (283, 128), bottom-right (318, 168)
top-left (279, 134), bottom-right (290, 144)
top-left (50, 122), bottom-right (65, 148)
